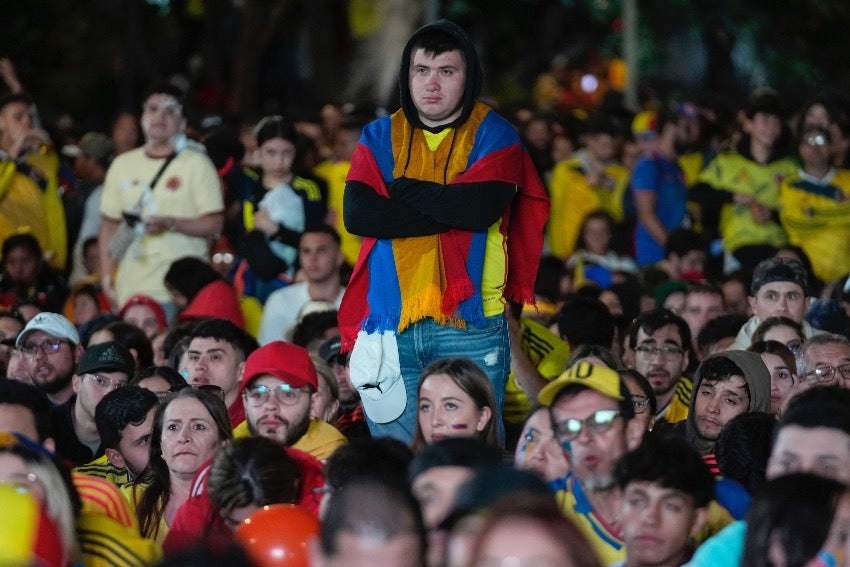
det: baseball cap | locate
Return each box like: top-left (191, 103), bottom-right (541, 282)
top-left (16, 312), bottom-right (79, 348)
top-left (61, 131), bottom-right (113, 162)
top-left (538, 361), bottom-right (630, 412)
top-left (118, 295), bottom-right (168, 331)
top-left (348, 331), bottom-right (405, 424)
top-left (631, 110), bottom-right (658, 139)
top-left (318, 336), bottom-right (342, 364)
top-left (77, 341), bottom-right (135, 376)
top-left (751, 257), bottom-right (809, 296)
top-left (241, 341), bottom-right (318, 393)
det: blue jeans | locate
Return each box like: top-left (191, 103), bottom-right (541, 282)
top-left (365, 314), bottom-right (510, 446)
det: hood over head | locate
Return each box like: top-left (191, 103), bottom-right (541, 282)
top-left (398, 19), bottom-right (483, 132)
top-left (685, 350), bottom-right (771, 455)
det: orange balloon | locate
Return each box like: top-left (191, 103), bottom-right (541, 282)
top-left (234, 504), bottom-right (320, 567)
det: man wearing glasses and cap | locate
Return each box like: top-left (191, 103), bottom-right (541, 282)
top-left (236, 340), bottom-right (346, 460)
top-left (790, 333), bottom-right (850, 397)
top-left (538, 361), bottom-right (637, 565)
top-left (16, 312), bottom-right (84, 406)
top-left (49, 340), bottom-right (135, 466)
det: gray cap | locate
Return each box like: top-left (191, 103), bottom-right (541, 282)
top-left (62, 131), bottom-right (113, 163)
top-left (751, 257), bottom-right (809, 296)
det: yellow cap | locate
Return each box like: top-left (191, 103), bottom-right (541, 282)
top-left (538, 361), bottom-right (625, 407)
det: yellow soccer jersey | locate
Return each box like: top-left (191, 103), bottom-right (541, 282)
top-left (698, 152), bottom-right (797, 251)
top-left (656, 376), bottom-right (692, 425)
top-left (556, 475), bottom-right (625, 566)
top-left (503, 318), bottom-right (571, 424)
top-left (780, 169), bottom-right (850, 282)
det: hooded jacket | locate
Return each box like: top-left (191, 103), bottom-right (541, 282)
top-left (683, 350), bottom-right (771, 455)
top-left (339, 20), bottom-right (550, 350)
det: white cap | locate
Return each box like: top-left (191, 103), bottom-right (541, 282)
top-left (348, 330), bottom-right (406, 424)
top-left (16, 312), bottom-right (80, 348)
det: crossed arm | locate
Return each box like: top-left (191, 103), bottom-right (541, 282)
top-left (344, 177), bottom-right (517, 239)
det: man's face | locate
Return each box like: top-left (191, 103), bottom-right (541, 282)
top-left (410, 465), bottom-right (473, 529)
top-left (746, 112), bottom-right (783, 149)
top-left (550, 389), bottom-right (627, 492)
top-left (244, 375), bottom-right (313, 446)
top-left (0, 102), bottom-right (33, 144)
top-left (185, 337), bottom-right (244, 407)
top-left (299, 232), bottom-right (343, 285)
top-left (409, 48), bottom-right (466, 128)
top-left (749, 282), bottom-right (808, 323)
top-left (766, 426), bottom-right (850, 483)
top-left (693, 376), bottom-right (750, 441)
top-left (587, 133), bottom-right (616, 163)
top-left (331, 357), bottom-right (357, 405)
top-left (113, 407), bottom-right (156, 477)
top-left (633, 324), bottom-right (689, 402)
top-left (73, 371), bottom-right (129, 423)
top-left (140, 93), bottom-right (184, 145)
top-left (722, 279), bottom-right (750, 316)
top-left (23, 331), bottom-right (78, 395)
top-left (620, 482), bottom-right (706, 567)
top-left (682, 292), bottom-right (725, 341)
top-left (799, 132), bottom-right (832, 172)
top-left (799, 341), bottom-right (850, 388)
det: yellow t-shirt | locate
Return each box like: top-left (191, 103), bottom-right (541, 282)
top-left (100, 146), bottom-right (224, 305)
top-left (120, 482), bottom-right (169, 546)
top-left (314, 159), bottom-right (362, 266)
top-left (556, 476), bottom-right (624, 566)
top-left (546, 158), bottom-right (602, 260)
top-left (232, 418), bottom-right (347, 461)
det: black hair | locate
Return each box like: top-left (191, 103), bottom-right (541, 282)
top-left (253, 115), bottom-right (299, 148)
top-left (301, 223), bottom-right (342, 248)
top-left (320, 474), bottom-right (426, 565)
top-left (614, 433), bottom-right (715, 508)
top-left (776, 386), bottom-right (850, 442)
top-left (290, 310), bottom-right (339, 349)
top-left (566, 344), bottom-right (625, 372)
top-left (697, 355), bottom-right (745, 384)
top-left (407, 437), bottom-right (502, 482)
top-left (1, 233), bottom-right (42, 265)
top-left (557, 296), bottom-right (616, 348)
top-left (664, 228), bottom-right (706, 259)
top-left (94, 386), bottom-right (159, 449)
top-left (324, 437), bottom-right (414, 491)
top-left (78, 313), bottom-right (121, 348)
top-left (131, 365), bottom-right (187, 391)
top-left (715, 412), bottom-right (777, 495)
top-left (188, 318), bottom-right (259, 362)
top-left (697, 313), bottom-right (748, 354)
top-left (164, 257), bottom-right (221, 303)
top-left (0, 379), bottom-right (53, 441)
top-left (742, 473), bottom-right (846, 567)
top-left (142, 81), bottom-right (186, 109)
top-left (534, 254), bottom-right (569, 305)
top-left (628, 307), bottom-right (693, 353)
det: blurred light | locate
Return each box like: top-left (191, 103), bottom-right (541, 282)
top-left (580, 74), bottom-right (599, 94)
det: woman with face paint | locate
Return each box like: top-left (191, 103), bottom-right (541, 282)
top-left (514, 406), bottom-right (570, 482)
top-left (411, 358), bottom-right (498, 453)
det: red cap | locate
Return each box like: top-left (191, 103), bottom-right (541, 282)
top-left (118, 295), bottom-right (168, 331)
top-left (241, 341), bottom-right (318, 393)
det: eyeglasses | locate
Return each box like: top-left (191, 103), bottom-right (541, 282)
top-left (212, 252), bottom-right (234, 265)
top-left (805, 134), bottom-right (828, 147)
top-left (20, 338), bottom-right (69, 359)
top-left (631, 395), bottom-right (650, 414)
top-left (1, 472), bottom-right (42, 495)
top-left (243, 384), bottom-right (308, 407)
top-left (635, 345), bottom-right (684, 360)
top-left (553, 409), bottom-right (621, 441)
top-left (799, 364), bottom-right (850, 384)
top-left (85, 374), bottom-right (128, 390)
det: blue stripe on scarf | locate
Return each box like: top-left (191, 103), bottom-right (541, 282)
top-left (456, 231), bottom-right (487, 327)
top-left (360, 116), bottom-right (396, 181)
top-left (363, 239), bottom-right (402, 333)
top-left (467, 110), bottom-right (521, 166)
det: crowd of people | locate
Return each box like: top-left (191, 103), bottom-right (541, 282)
top-left (1, 15), bottom-right (850, 567)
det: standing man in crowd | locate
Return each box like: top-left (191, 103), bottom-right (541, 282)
top-left (340, 20), bottom-right (549, 443)
top-left (98, 83), bottom-right (223, 315)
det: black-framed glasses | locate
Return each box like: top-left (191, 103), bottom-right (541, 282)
top-left (635, 345), bottom-right (684, 360)
top-left (553, 409), bottom-right (621, 441)
top-left (20, 338), bottom-right (69, 359)
top-left (243, 383), bottom-right (308, 407)
top-left (631, 395), bottom-right (650, 414)
top-left (799, 364), bottom-right (850, 384)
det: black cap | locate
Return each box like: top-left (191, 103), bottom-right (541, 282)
top-left (318, 336), bottom-right (342, 363)
top-left (77, 341), bottom-right (135, 376)
top-left (751, 257), bottom-right (809, 296)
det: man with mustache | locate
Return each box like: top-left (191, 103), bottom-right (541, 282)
top-left (627, 308), bottom-right (693, 424)
top-left (17, 312), bottom-right (83, 406)
top-left (239, 340), bottom-right (346, 460)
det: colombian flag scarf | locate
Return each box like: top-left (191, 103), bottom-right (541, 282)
top-left (339, 102), bottom-right (549, 350)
